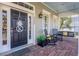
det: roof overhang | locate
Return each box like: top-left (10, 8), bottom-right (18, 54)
top-left (43, 2), bottom-right (79, 16)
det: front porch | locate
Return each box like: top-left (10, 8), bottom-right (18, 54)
top-left (6, 37), bottom-right (78, 56)
top-left (0, 2), bottom-right (79, 56)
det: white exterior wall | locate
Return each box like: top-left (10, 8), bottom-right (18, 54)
top-left (52, 15), bottom-right (60, 30)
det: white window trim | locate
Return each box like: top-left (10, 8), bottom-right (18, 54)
top-left (0, 2), bottom-right (35, 15)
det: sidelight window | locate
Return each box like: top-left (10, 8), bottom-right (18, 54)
top-left (2, 10), bottom-right (7, 45)
top-left (29, 16), bottom-right (31, 39)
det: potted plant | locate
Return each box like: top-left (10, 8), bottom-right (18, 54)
top-left (37, 34), bottom-right (47, 47)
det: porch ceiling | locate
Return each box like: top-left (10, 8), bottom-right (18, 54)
top-left (43, 2), bottom-right (79, 16)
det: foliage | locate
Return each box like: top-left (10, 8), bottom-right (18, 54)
top-left (60, 17), bottom-right (72, 29)
top-left (37, 34), bottom-right (46, 43)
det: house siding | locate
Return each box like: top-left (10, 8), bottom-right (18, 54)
top-left (30, 2), bottom-right (60, 39)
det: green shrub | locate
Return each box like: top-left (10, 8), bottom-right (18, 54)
top-left (37, 34), bottom-right (46, 43)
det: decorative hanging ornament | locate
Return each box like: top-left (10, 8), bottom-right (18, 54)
top-left (16, 12), bottom-right (24, 32)
top-left (16, 20), bottom-right (24, 32)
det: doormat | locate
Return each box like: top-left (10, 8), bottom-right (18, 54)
top-left (7, 48), bottom-right (31, 56)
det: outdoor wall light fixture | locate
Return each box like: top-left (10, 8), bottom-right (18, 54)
top-left (38, 12), bottom-right (43, 18)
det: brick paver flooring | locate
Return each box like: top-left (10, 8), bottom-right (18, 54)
top-left (7, 37), bottom-right (78, 56)
top-left (24, 37), bottom-right (78, 56)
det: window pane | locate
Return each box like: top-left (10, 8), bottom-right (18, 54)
top-left (12, 2), bottom-right (33, 10)
top-left (29, 16), bottom-right (31, 39)
top-left (2, 10), bottom-right (7, 45)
